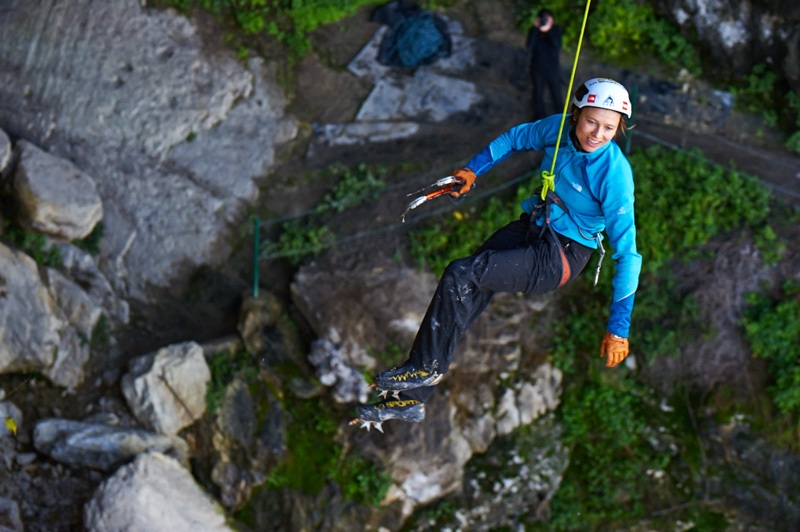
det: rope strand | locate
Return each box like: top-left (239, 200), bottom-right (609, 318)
top-left (541, 0), bottom-right (593, 200)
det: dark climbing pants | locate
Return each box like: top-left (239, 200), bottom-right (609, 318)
top-left (403, 213), bottom-right (593, 403)
top-left (531, 67), bottom-right (564, 121)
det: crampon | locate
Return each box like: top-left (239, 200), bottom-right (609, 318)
top-left (349, 397), bottom-right (425, 432)
top-left (400, 175), bottom-right (463, 222)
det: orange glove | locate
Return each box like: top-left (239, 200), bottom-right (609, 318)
top-left (449, 168), bottom-right (476, 198)
top-left (600, 332), bottom-right (629, 367)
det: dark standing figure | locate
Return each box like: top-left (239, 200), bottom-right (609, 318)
top-left (527, 8), bottom-right (563, 121)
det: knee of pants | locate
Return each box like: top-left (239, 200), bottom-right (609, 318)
top-left (444, 254), bottom-right (486, 284)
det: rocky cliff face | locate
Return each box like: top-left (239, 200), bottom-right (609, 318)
top-left (0, 0), bottom-right (297, 312)
top-left (0, 1), bottom-right (799, 531)
top-left (653, 0), bottom-right (800, 90)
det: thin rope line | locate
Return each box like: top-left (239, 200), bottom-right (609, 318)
top-left (541, 0), bottom-right (592, 201)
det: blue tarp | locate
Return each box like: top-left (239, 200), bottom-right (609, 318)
top-left (373, 1), bottom-right (452, 68)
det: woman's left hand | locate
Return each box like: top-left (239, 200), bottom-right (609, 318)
top-left (600, 332), bottom-right (629, 367)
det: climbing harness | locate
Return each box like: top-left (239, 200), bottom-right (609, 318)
top-left (529, 188), bottom-right (606, 287)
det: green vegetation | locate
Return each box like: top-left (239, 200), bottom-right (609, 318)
top-left (206, 342), bottom-right (391, 511)
top-left (261, 163), bottom-right (386, 265)
top-left (75, 222), bottom-right (105, 256)
top-left (159, 0), bottom-right (383, 55)
top-left (730, 63), bottom-right (800, 153)
top-left (742, 280), bottom-right (800, 417)
top-left (1, 219), bottom-right (105, 266)
top-left (205, 348), bottom-right (260, 414)
top-left (265, 392), bottom-right (392, 506)
top-left (519, 0), bottom-right (701, 75)
top-left (0, 221), bottom-right (63, 268)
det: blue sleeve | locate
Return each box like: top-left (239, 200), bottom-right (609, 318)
top-left (598, 154), bottom-right (642, 337)
top-left (465, 121), bottom-right (552, 176)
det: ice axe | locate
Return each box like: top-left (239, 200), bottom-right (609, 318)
top-left (400, 175), bottom-right (464, 222)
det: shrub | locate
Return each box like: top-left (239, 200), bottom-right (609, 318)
top-left (742, 281), bottom-right (800, 415)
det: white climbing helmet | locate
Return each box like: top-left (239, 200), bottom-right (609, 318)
top-left (572, 78), bottom-right (631, 118)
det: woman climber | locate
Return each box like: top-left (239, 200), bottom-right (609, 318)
top-left (354, 78), bottom-right (642, 430)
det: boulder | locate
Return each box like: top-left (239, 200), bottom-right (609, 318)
top-left (406, 414), bottom-right (569, 531)
top-left (43, 267), bottom-right (103, 388)
top-left (121, 341), bottom-right (210, 436)
top-left (291, 254), bottom-right (438, 371)
top-left (9, 140), bottom-right (102, 240)
top-left (84, 452), bottom-right (233, 532)
top-left (652, 0), bottom-right (800, 89)
top-left (0, 129), bottom-right (10, 174)
top-left (0, 243), bottom-right (65, 375)
top-left (33, 418), bottom-right (187, 471)
top-left (495, 363), bottom-right (562, 437)
top-left (0, 497), bottom-right (23, 532)
top-left (309, 15), bottom-right (480, 156)
top-left (55, 242), bottom-right (130, 325)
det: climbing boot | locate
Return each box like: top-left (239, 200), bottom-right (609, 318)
top-left (350, 398), bottom-right (425, 432)
top-left (374, 361), bottom-right (443, 393)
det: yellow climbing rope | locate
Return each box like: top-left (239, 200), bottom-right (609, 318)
top-left (540, 0), bottom-right (593, 201)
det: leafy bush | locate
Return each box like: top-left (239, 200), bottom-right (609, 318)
top-left (163, 0), bottom-right (383, 54)
top-left (742, 281), bottom-right (800, 415)
top-left (519, 0), bottom-right (701, 75)
top-left (549, 378), bottom-right (672, 529)
top-left (629, 145), bottom-right (771, 274)
top-left (266, 392), bottom-right (392, 506)
top-left (0, 221), bottom-right (62, 268)
top-left (261, 163), bottom-right (386, 265)
top-left (205, 348), bottom-right (260, 414)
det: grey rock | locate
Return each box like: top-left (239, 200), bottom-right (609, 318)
top-left (0, 243), bottom-right (65, 374)
top-left (121, 341), bottom-right (210, 436)
top-left (210, 377), bottom-right (286, 510)
top-left (0, 244), bottom-right (101, 388)
top-left (33, 418), bottom-right (187, 471)
top-left (0, 497), bottom-right (23, 532)
top-left (307, 338), bottom-right (370, 404)
top-left (10, 140), bottom-right (103, 240)
top-left (84, 452), bottom-right (232, 532)
top-left (43, 267), bottom-right (103, 388)
top-left (311, 15), bottom-right (479, 153)
top-left (0, 129), bottom-right (10, 175)
top-left (291, 254), bottom-right (437, 371)
top-left (55, 242), bottom-right (130, 325)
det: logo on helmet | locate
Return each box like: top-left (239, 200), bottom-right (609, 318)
top-left (603, 96), bottom-right (615, 107)
top-left (587, 94), bottom-right (596, 103)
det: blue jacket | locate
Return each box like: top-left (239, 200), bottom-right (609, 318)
top-left (465, 114), bottom-right (642, 337)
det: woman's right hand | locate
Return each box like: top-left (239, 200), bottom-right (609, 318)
top-left (449, 168), bottom-right (476, 198)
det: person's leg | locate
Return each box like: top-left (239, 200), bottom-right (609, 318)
top-left (532, 68), bottom-right (548, 120)
top-left (403, 219), bottom-right (586, 402)
top-left (546, 72), bottom-right (564, 115)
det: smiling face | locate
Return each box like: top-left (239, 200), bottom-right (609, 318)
top-left (574, 107), bottom-right (622, 152)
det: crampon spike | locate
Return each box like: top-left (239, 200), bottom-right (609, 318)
top-left (349, 418), bottom-right (384, 433)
